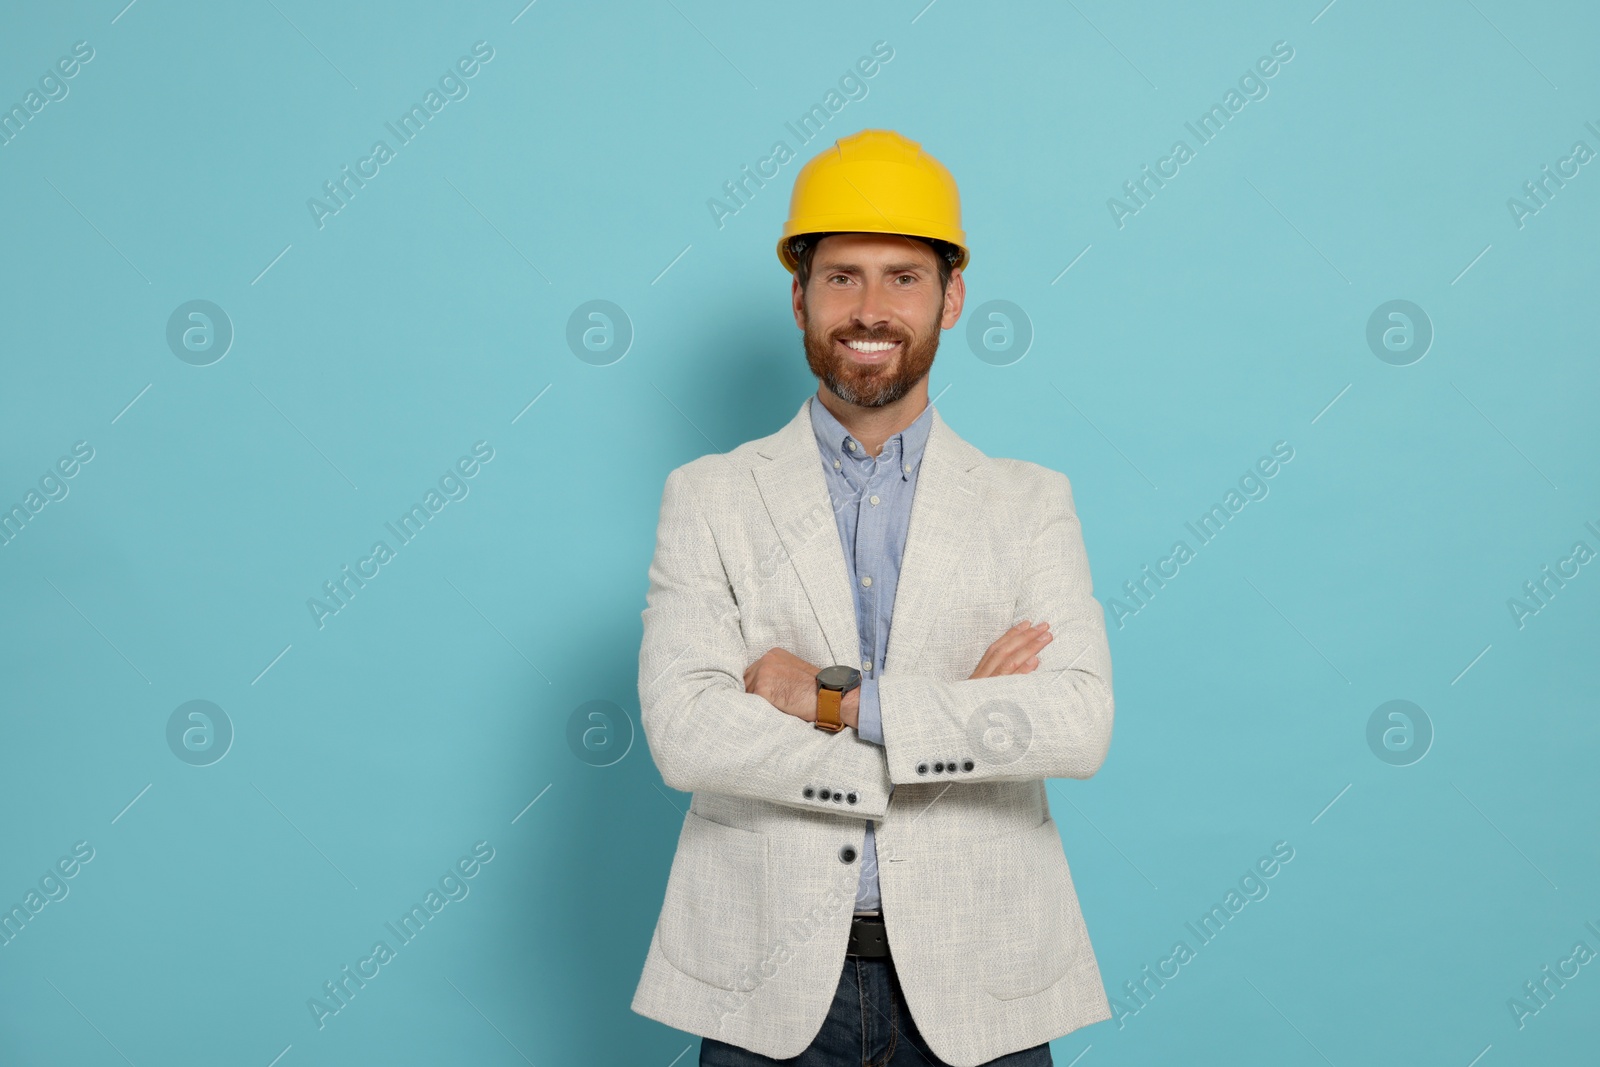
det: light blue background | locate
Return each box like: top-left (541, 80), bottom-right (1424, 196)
top-left (3, 1), bottom-right (1597, 1064)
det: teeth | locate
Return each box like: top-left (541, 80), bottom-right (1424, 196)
top-left (843, 340), bottom-right (897, 353)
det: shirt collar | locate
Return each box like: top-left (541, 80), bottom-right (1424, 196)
top-left (809, 394), bottom-right (934, 480)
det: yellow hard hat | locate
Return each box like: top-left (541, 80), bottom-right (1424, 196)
top-left (777, 128), bottom-right (968, 274)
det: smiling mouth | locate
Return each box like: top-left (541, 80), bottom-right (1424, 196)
top-left (837, 338), bottom-right (901, 361)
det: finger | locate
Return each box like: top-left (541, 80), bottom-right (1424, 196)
top-left (972, 619), bottom-right (1053, 678)
top-left (1004, 633), bottom-right (1051, 674)
top-left (987, 622), bottom-right (1038, 656)
top-left (992, 623), bottom-right (1051, 669)
top-left (973, 625), bottom-right (1031, 677)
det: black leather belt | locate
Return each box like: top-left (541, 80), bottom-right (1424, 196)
top-left (847, 913), bottom-right (890, 958)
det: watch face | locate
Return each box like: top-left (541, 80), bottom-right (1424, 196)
top-left (817, 665), bottom-right (862, 691)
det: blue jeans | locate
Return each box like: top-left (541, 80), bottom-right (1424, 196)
top-left (698, 952), bottom-right (1053, 1066)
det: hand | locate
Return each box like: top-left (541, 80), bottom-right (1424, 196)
top-left (969, 620), bottom-right (1052, 680)
top-left (745, 647), bottom-right (849, 725)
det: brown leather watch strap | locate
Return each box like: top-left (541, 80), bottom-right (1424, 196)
top-left (815, 685), bottom-right (845, 732)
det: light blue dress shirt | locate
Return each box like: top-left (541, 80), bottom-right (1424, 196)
top-left (808, 394), bottom-right (934, 915)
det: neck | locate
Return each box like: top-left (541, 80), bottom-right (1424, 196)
top-left (814, 383), bottom-right (929, 458)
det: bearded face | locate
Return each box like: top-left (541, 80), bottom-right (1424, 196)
top-left (796, 271), bottom-right (940, 409)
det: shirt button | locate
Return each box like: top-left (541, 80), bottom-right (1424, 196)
top-left (834, 458), bottom-right (842, 469)
top-left (860, 576), bottom-right (872, 588)
top-left (847, 440), bottom-right (858, 452)
top-left (869, 494), bottom-right (879, 505)
top-left (861, 660), bottom-right (871, 672)
top-left (903, 463), bottom-right (910, 473)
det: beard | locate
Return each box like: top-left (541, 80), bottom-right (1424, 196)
top-left (802, 301), bottom-right (941, 409)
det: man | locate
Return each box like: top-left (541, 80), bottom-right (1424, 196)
top-left (631, 129), bottom-right (1115, 1066)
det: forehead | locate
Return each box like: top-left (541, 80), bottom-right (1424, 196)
top-left (812, 232), bottom-right (937, 269)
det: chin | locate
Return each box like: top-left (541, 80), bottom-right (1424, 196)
top-left (831, 374), bottom-right (913, 408)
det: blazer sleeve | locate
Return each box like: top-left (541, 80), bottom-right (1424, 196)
top-left (637, 466), bottom-right (894, 817)
top-left (876, 469), bottom-right (1114, 784)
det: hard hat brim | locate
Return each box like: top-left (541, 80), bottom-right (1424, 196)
top-left (776, 224), bottom-right (969, 273)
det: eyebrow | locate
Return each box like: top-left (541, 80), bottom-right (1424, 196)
top-left (815, 261), bottom-right (931, 274)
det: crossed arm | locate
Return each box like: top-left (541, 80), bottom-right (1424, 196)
top-left (740, 620), bottom-right (1058, 733)
top-left (637, 466), bottom-right (1113, 818)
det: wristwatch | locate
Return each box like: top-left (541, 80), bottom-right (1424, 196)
top-left (814, 665), bottom-right (861, 733)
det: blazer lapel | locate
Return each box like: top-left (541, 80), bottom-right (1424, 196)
top-left (752, 398), bottom-right (860, 667)
top-left (751, 395), bottom-right (986, 674)
top-left (885, 406), bottom-right (984, 673)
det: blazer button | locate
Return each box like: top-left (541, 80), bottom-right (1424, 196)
top-left (839, 846), bottom-right (857, 863)
top-left (933, 761), bottom-right (944, 773)
top-left (832, 791), bottom-right (843, 802)
top-left (803, 786), bottom-right (815, 798)
top-left (962, 759), bottom-right (975, 771)
top-left (846, 792), bottom-right (858, 804)
top-left (916, 762), bottom-right (929, 775)
top-left (947, 759), bottom-right (958, 772)
top-left (818, 788), bottom-right (833, 801)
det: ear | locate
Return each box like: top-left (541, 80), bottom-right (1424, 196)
top-left (940, 268), bottom-right (965, 330)
top-left (791, 275), bottom-right (807, 330)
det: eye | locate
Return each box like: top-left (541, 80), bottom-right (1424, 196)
top-left (896, 273), bottom-right (917, 285)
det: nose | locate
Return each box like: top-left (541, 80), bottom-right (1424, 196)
top-left (852, 276), bottom-right (894, 334)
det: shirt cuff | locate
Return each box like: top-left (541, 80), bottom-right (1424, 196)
top-left (856, 677), bottom-right (884, 746)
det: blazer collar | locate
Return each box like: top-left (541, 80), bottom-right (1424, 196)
top-left (752, 394), bottom-right (987, 673)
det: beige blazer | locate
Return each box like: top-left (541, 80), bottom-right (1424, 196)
top-left (630, 395), bottom-right (1115, 1066)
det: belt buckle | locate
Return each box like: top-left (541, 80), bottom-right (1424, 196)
top-left (848, 913), bottom-right (889, 958)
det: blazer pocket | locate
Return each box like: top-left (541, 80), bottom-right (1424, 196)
top-left (656, 812), bottom-right (771, 992)
top-left (975, 817), bottom-right (1075, 1001)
